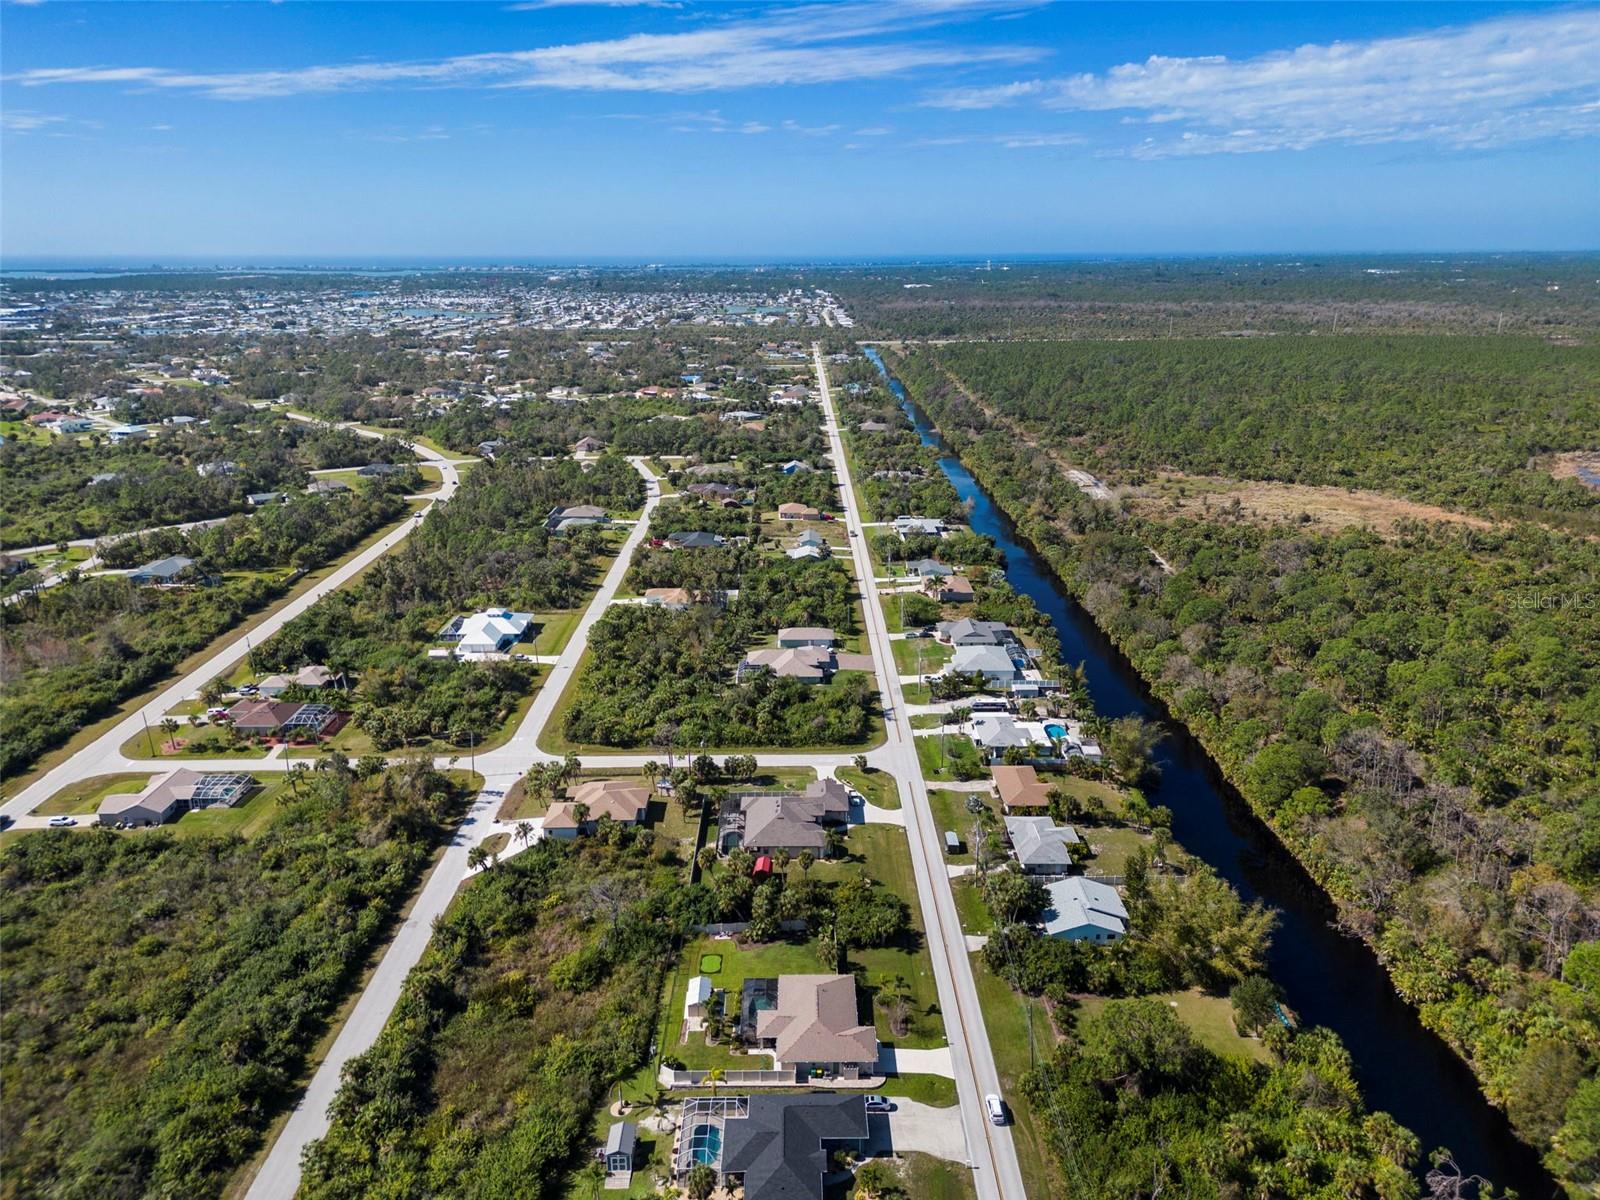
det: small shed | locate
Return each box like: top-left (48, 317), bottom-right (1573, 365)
top-left (684, 975), bottom-right (713, 1020)
top-left (752, 854), bottom-right (774, 878)
top-left (604, 1121), bottom-right (637, 1173)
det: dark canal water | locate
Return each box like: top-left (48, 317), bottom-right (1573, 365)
top-left (864, 348), bottom-right (1555, 1197)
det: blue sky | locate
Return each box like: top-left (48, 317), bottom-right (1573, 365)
top-left (2, 0), bottom-right (1596, 260)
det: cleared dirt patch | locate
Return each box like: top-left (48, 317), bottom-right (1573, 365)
top-left (1127, 472), bottom-right (1498, 536)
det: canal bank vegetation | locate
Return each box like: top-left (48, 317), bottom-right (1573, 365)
top-left (893, 342), bottom-right (1600, 1190)
top-left (0, 758), bottom-right (468, 1200)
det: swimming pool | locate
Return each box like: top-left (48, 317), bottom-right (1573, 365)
top-left (686, 1123), bottom-right (723, 1166)
top-left (1044, 722), bottom-right (1067, 740)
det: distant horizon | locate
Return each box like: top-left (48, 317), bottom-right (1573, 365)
top-left (5, 248), bottom-right (1598, 275)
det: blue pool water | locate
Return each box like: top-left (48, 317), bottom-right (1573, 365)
top-left (688, 1124), bottom-right (722, 1165)
top-left (1043, 722), bottom-right (1067, 739)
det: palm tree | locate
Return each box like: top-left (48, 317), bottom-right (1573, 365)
top-left (160, 717), bottom-right (180, 751)
top-left (515, 821), bottom-right (533, 848)
top-left (798, 850), bottom-right (816, 879)
top-left (580, 1159), bottom-right (605, 1199)
top-left (704, 1066), bottom-right (725, 1098)
top-left (466, 845), bottom-right (488, 873)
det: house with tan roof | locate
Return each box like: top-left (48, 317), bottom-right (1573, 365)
top-left (722, 779), bottom-right (851, 854)
top-left (543, 778), bottom-right (652, 838)
top-left (752, 974), bottom-right (878, 1079)
top-left (992, 765), bottom-right (1054, 812)
top-left (643, 587), bottom-right (694, 610)
top-left (777, 502), bottom-right (821, 521)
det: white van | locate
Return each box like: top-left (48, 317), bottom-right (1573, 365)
top-left (984, 1093), bottom-right (1007, 1125)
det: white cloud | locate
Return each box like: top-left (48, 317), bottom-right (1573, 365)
top-left (2, 109), bottom-right (68, 131)
top-left (10, 1), bottom-right (1042, 99)
top-left (922, 78), bottom-right (1043, 109)
top-left (909, 128), bottom-right (1084, 149)
top-left (1, 108), bottom-right (101, 134)
top-left (924, 7), bottom-right (1600, 157)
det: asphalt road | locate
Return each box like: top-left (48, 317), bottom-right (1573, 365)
top-left (813, 342), bottom-right (1029, 1200)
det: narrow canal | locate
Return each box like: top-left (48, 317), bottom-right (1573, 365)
top-left (864, 348), bottom-right (1555, 1197)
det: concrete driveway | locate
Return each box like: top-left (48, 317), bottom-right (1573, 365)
top-left (866, 1099), bottom-right (968, 1163)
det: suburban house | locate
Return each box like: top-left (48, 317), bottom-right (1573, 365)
top-left (778, 627), bottom-right (834, 648)
top-left (129, 555), bottom-right (196, 585)
top-left (722, 779), bottom-right (851, 854)
top-left (196, 460), bottom-right (238, 477)
top-left (356, 462), bottom-right (405, 477)
top-left (246, 491), bottom-right (285, 506)
top-left (97, 769), bottom-right (256, 827)
top-left (924, 574), bottom-right (974, 604)
top-left (226, 699), bottom-right (338, 736)
top-left (749, 974), bottom-right (878, 1079)
top-left (545, 504), bottom-right (610, 533)
top-left (992, 765), bottom-right (1055, 812)
top-left (948, 644), bottom-right (1020, 686)
top-left (543, 778), bottom-right (652, 838)
top-left (903, 557), bottom-right (952, 578)
top-left (739, 635), bottom-right (872, 683)
top-left (258, 664), bottom-right (343, 695)
top-left (665, 530), bottom-right (725, 550)
top-left (573, 436), bottom-right (606, 453)
top-left (679, 1093), bottom-right (868, 1200)
top-left (893, 515), bottom-right (944, 536)
top-left (968, 712), bottom-right (1054, 761)
top-left (1005, 815), bottom-right (1082, 874)
top-left (1042, 877), bottom-right (1129, 942)
top-left (779, 459), bottom-right (814, 475)
top-left (936, 617), bottom-right (1013, 646)
top-left (306, 479), bottom-right (351, 495)
top-left (777, 502), bottom-right (821, 522)
top-left (644, 587), bottom-right (694, 610)
top-left (442, 609), bottom-right (535, 655)
top-left (858, 420), bottom-right (891, 434)
top-left (786, 529), bottom-right (829, 561)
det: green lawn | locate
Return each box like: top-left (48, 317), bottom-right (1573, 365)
top-left (36, 773), bottom-right (152, 816)
top-left (926, 788), bottom-right (994, 864)
top-left (877, 1073), bottom-right (958, 1108)
top-left (522, 610), bottom-right (581, 656)
top-left (914, 732), bottom-right (985, 782)
top-left (837, 765), bottom-right (900, 811)
top-left (1074, 989), bottom-right (1271, 1064)
top-left (900, 682), bottom-right (932, 706)
top-left (951, 878), bottom-right (994, 934)
top-left (897, 1152), bottom-right (977, 1199)
top-left (1080, 825), bottom-right (1151, 876)
top-left (891, 637), bottom-right (952, 676)
top-left (170, 775), bottom-right (293, 839)
top-left (909, 713), bottom-right (945, 730)
top-left (120, 725), bottom-right (271, 761)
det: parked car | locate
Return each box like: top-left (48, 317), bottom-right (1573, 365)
top-left (864, 1095), bottom-right (894, 1113)
top-left (984, 1094), bottom-right (1008, 1125)
top-left (47, 816), bottom-right (77, 828)
top-left (847, 790), bottom-right (865, 806)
